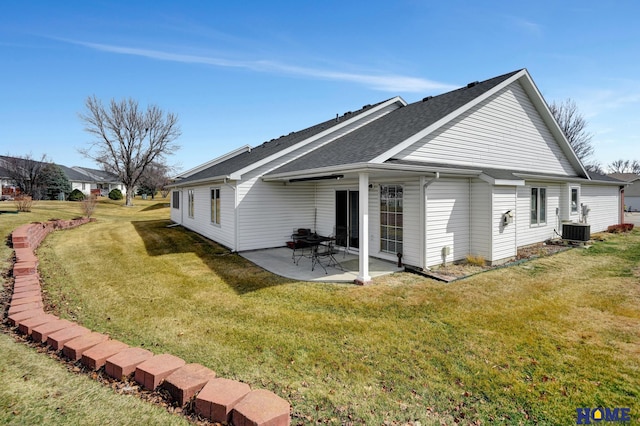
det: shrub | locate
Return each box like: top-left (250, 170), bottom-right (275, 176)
top-left (466, 254), bottom-right (486, 266)
top-left (108, 189), bottom-right (123, 200)
top-left (68, 189), bottom-right (85, 201)
top-left (81, 194), bottom-right (98, 218)
top-left (607, 223), bottom-right (635, 233)
top-left (14, 195), bottom-right (33, 212)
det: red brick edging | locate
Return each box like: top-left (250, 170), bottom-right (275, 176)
top-left (4, 218), bottom-right (291, 425)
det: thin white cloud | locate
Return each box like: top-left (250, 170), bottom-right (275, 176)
top-left (505, 16), bottom-right (543, 37)
top-left (63, 39), bottom-right (457, 93)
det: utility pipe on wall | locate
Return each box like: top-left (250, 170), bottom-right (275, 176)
top-left (420, 172), bottom-right (440, 271)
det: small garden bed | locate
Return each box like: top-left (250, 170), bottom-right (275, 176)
top-left (425, 241), bottom-right (571, 282)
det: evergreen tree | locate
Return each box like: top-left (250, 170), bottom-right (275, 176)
top-left (41, 164), bottom-right (72, 200)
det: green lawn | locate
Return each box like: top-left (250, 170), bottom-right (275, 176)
top-left (2, 199), bottom-right (640, 424)
top-left (0, 332), bottom-right (191, 426)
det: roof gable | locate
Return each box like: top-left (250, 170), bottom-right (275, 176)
top-left (267, 69), bottom-right (589, 179)
top-left (392, 79), bottom-right (579, 176)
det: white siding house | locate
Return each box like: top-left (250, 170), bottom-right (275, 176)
top-left (170, 69), bottom-right (624, 283)
top-left (609, 173), bottom-right (640, 212)
top-left (59, 165), bottom-right (126, 197)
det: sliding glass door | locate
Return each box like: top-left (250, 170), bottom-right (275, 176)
top-left (335, 190), bottom-right (359, 249)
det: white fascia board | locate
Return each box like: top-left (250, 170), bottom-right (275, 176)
top-left (167, 174), bottom-right (232, 188)
top-left (479, 173), bottom-right (525, 186)
top-left (172, 145), bottom-right (252, 180)
top-left (262, 162), bottom-right (482, 182)
top-left (516, 71), bottom-right (590, 180)
top-left (513, 173), bottom-right (621, 186)
top-left (229, 97), bottom-right (407, 181)
top-left (369, 70), bottom-right (528, 164)
top-left (581, 179), bottom-right (626, 186)
top-left (261, 163), bottom-right (369, 181)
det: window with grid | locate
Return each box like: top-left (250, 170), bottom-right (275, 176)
top-left (380, 184), bottom-right (403, 254)
top-left (210, 188), bottom-right (220, 224)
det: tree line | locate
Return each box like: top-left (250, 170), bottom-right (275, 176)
top-left (1, 155), bottom-right (70, 200)
top-left (549, 99), bottom-right (638, 175)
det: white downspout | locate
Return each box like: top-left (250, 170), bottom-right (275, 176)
top-left (421, 172), bottom-right (440, 270)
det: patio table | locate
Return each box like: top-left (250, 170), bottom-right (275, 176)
top-left (297, 234), bottom-right (340, 274)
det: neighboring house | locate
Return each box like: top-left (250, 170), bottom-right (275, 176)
top-left (169, 69), bottom-right (624, 284)
top-left (58, 165), bottom-right (126, 197)
top-left (0, 155), bottom-right (125, 199)
top-left (0, 161), bottom-right (17, 199)
top-left (609, 173), bottom-right (640, 211)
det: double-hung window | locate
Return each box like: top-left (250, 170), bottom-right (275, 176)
top-left (172, 191), bottom-right (180, 209)
top-left (380, 184), bottom-right (403, 254)
top-left (188, 189), bottom-right (194, 218)
top-left (210, 188), bottom-right (220, 225)
top-left (571, 187), bottom-right (579, 214)
top-left (530, 187), bottom-right (546, 225)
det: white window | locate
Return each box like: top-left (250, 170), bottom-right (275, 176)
top-left (188, 189), bottom-right (194, 218)
top-left (571, 187), bottom-right (579, 214)
top-left (380, 184), bottom-right (403, 254)
top-left (531, 187), bottom-right (546, 225)
top-left (210, 188), bottom-right (220, 225)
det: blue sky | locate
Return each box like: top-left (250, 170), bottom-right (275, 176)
top-left (1, 1), bottom-right (639, 172)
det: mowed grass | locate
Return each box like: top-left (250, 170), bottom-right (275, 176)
top-left (3, 199), bottom-right (640, 424)
top-left (0, 333), bottom-right (191, 426)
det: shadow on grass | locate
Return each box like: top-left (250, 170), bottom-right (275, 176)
top-left (139, 202), bottom-right (170, 212)
top-left (131, 219), bottom-right (293, 294)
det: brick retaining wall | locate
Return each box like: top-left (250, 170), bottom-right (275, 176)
top-left (3, 219), bottom-right (291, 426)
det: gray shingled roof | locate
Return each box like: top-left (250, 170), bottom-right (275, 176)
top-left (608, 172), bottom-right (640, 182)
top-left (587, 171), bottom-right (625, 183)
top-left (174, 100), bottom-right (388, 184)
top-left (72, 166), bottom-right (120, 182)
top-left (58, 165), bottom-right (92, 182)
top-left (267, 70), bottom-right (522, 176)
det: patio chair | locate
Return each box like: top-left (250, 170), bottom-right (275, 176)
top-left (287, 228), bottom-right (312, 264)
top-left (333, 226), bottom-right (349, 258)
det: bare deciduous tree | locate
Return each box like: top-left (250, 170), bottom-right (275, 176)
top-left (584, 161), bottom-right (606, 175)
top-left (608, 159), bottom-right (640, 174)
top-left (2, 154), bottom-right (51, 199)
top-left (79, 96), bottom-right (181, 206)
top-left (138, 161), bottom-right (173, 200)
top-left (549, 99), bottom-right (595, 163)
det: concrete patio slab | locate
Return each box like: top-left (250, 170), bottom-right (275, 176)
top-left (240, 247), bottom-right (402, 283)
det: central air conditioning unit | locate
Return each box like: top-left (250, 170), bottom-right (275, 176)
top-left (562, 223), bottom-right (591, 242)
